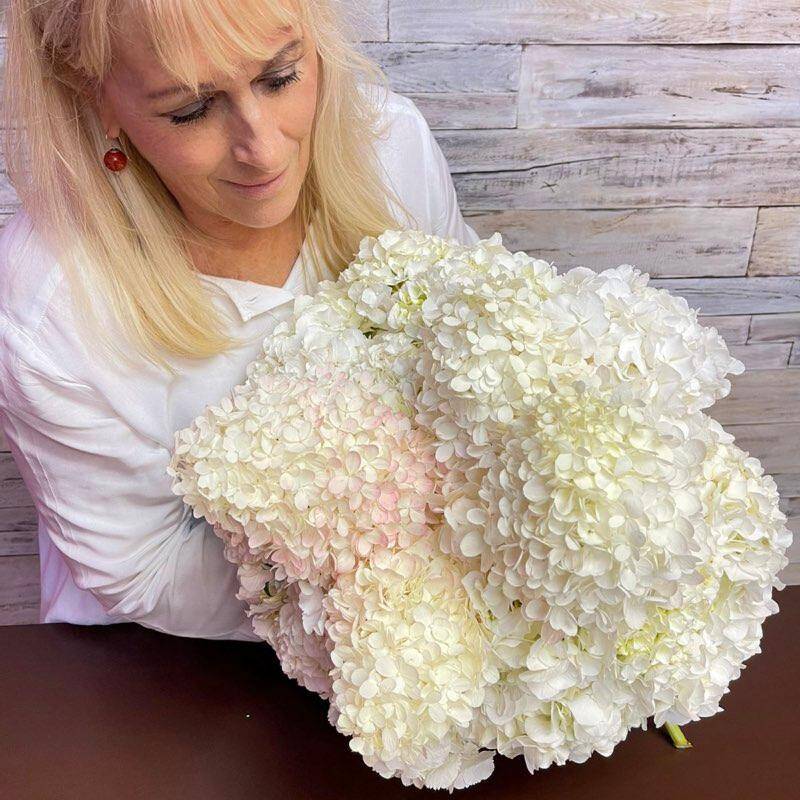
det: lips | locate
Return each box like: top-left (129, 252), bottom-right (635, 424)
top-left (227, 170), bottom-right (286, 187)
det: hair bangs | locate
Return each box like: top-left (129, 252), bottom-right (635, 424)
top-left (123, 0), bottom-right (306, 95)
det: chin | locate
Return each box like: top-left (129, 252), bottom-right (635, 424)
top-left (235, 197), bottom-right (298, 227)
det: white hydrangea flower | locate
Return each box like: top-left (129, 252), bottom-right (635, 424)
top-left (241, 564), bottom-right (334, 699)
top-left (615, 414), bottom-right (792, 727)
top-left (460, 568), bottom-right (648, 764)
top-left (323, 538), bottom-right (499, 791)
top-left (440, 388), bottom-right (709, 635)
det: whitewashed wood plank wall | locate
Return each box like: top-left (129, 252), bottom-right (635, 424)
top-left (1, 1), bottom-right (798, 625)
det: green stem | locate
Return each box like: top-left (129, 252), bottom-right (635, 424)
top-left (663, 722), bottom-right (693, 749)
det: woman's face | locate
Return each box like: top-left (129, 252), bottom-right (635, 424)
top-left (95, 17), bottom-right (320, 241)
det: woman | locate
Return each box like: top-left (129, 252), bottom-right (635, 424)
top-left (0, 0), bottom-right (480, 640)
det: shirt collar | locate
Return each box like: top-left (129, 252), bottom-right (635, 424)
top-left (195, 216), bottom-right (315, 324)
top-left (197, 270), bottom-right (297, 323)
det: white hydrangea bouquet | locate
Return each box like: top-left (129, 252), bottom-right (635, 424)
top-left (167, 229), bottom-right (792, 792)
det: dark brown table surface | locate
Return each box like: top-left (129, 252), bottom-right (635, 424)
top-left (1, 587), bottom-right (798, 800)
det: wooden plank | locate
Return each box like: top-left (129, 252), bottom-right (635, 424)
top-left (0, 554), bottom-right (39, 626)
top-left (709, 370), bottom-right (800, 425)
top-left (775, 474), bottom-right (800, 499)
top-left (464, 207), bottom-right (755, 278)
top-left (357, 43), bottom-right (520, 93)
top-left (697, 315), bottom-right (751, 347)
top-left (778, 562), bottom-right (800, 586)
top-left (407, 93), bottom-right (518, 129)
top-left (388, 1), bottom-right (800, 44)
top-left (748, 207), bottom-right (800, 276)
top-left (728, 343), bottom-right (792, 370)
top-left (0, 453), bottom-right (32, 507)
top-left (356, 0), bottom-right (389, 42)
top-left (0, 36), bottom-right (11, 213)
top-left (786, 518), bottom-right (800, 563)
top-left (520, 45), bottom-right (800, 128)
top-left (648, 276), bottom-right (800, 316)
top-left (723, 423), bottom-right (800, 474)
top-left (791, 342), bottom-right (800, 367)
top-left (439, 128), bottom-right (800, 210)
top-left (0, 506), bottom-right (37, 556)
top-left (782, 497), bottom-right (800, 518)
top-left (0, 166), bottom-right (16, 209)
top-left (748, 312), bottom-right (800, 342)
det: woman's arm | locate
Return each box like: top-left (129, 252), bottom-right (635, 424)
top-left (0, 317), bottom-right (260, 641)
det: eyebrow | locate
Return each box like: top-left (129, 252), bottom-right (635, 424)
top-left (145, 38), bottom-right (304, 101)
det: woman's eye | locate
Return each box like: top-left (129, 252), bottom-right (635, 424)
top-left (168, 68), bottom-right (302, 127)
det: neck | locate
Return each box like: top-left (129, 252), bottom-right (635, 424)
top-left (189, 206), bottom-right (305, 286)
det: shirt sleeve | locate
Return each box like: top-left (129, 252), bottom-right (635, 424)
top-left (420, 113), bottom-right (482, 247)
top-left (378, 91), bottom-right (483, 248)
top-left (0, 318), bottom-right (261, 642)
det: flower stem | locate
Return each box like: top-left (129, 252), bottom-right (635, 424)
top-left (663, 722), bottom-right (693, 749)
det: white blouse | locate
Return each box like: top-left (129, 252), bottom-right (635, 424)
top-left (0, 87), bottom-right (481, 641)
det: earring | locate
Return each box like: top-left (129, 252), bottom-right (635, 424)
top-left (103, 141), bottom-right (128, 172)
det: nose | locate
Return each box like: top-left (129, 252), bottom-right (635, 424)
top-left (227, 91), bottom-right (285, 170)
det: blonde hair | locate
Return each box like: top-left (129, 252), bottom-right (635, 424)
top-left (0, 0), bottom-right (413, 374)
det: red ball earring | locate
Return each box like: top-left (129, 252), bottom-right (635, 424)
top-left (103, 146), bottom-right (128, 172)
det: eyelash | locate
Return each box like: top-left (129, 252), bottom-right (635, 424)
top-left (168, 69), bottom-right (301, 126)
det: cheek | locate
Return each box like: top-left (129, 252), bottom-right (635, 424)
top-left (110, 90), bottom-right (222, 179)
top-left (136, 127), bottom-right (224, 179)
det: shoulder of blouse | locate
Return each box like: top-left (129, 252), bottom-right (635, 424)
top-left (0, 209), bottom-right (69, 343)
top-left (364, 84), bottom-right (464, 236)
top-left (0, 210), bottom-right (91, 389)
top-left (0, 210), bottom-right (95, 403)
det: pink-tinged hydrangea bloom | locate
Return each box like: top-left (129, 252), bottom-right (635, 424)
top-left (167, 228), bottom-right (792, 792)
top-left (169, 362), bottom-right (445, 588)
